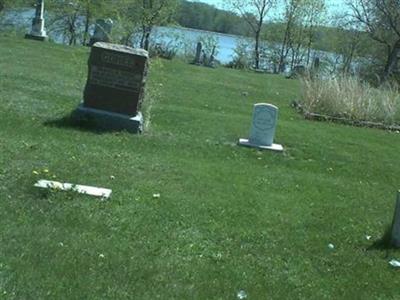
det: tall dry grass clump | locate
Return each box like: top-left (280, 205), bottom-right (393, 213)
top-left (300, 76), bottom-right (400, 125)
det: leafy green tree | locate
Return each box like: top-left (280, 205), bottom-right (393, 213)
top-left (349, 0), bottom-right (400, 82)
top-left (273, 0), bottom-right (325, 71)
top-left (228, 0), bottom-right (276, 69)
top-left (277, 0), bottom-right (303, 72)
top-left (139, 0), bottom-right (178, 50)
top-left (46, 0), bottom-right (109, 45)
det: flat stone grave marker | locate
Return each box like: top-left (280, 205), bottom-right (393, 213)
top-left (239, 103), bottom-right (283, 152)
top-left (73, 42), bottom-right (149, 133)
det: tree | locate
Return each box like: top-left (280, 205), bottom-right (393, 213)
top-left (349, 0), bottom-right (400, 82)
top-left (302, 0), bottom-right (325, 65)
top-left (325, 14), bottom-right (370, 75)
top-left (274, 0), bottom-right (325, 72)
top-left (138, 0), bottom-right (178, 50)
top-left (228, 0), bottom-right (275, 69)
top-left (277, 0), bottom-right (302, 72)
top-left (46, 0), bottom-right (108, 46)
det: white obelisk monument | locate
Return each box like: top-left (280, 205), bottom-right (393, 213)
top-left (25, 0), bottom-right (48, 41)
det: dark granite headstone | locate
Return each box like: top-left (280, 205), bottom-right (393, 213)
top-left (83, 42), bottom-right (149, 116)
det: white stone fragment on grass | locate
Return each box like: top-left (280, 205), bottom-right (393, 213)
top-left (239, 139), bottom-right (283, 152)
top-left (34, 179), bottom-right (112, 199)
top-left (389, 259), bottom-right (400, 267)
top-left (237, 290), bottom-right (247, 299)
top-left (153, 193), bottom-right (161, 198)
top-left (328, 243), bottom-right (335, 249)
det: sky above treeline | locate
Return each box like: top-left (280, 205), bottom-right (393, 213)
top-left (188, 0), bottom-right (348, 18)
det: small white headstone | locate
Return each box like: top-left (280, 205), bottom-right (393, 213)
top-left (239, 103), bottom-right (283, 152)
top-left (391, 191), bottom-right (400, 247)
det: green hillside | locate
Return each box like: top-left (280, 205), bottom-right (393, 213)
top-left (0, 37), bottom-right (399, 299)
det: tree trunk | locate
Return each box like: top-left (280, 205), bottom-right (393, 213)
top-left (342, 42), bottom-right (356, 75)
top-left (144, 30), bottom-right (151, 51)
top-left (306, 29), bottom-right (314, 66)
top-left (82, 6), bottom-right (91, 46)
top-left (140, 26), bottom-right (152, 51)
top-left (382, 39), bottom-right (400, 82)
top-left (279, 24), bottom-right (291, 73)
top-left (140, 26), bottom-right (146, 49)
top-left (254, 29), bottom-right (260, 69)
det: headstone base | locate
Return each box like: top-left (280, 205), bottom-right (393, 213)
top-left (72, 104), bottom-right (143, 134)
top-left (238, 138), bottom-right (283, 152)
top-left (391, 192), bottom-right (400, 248)
top-left (25, 34), bottom-right (48, 42)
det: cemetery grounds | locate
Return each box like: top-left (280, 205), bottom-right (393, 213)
top-left (0, 36), bottom-right (400, 299)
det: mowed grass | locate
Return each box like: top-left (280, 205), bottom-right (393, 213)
top-left (0, 36), bottom-right (400, 299)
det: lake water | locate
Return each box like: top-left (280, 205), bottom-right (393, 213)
top-left (1, 8), bottom-right (340, 72)
top-left (0, 8), bottom-right (254, 64)
top-left (152, 26), bottom-right (252, 64)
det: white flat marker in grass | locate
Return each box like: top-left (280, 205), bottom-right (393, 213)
top-left (390, 191), bottom-right (400, 247)
top-left (389, 259), bottom-right (400, 267)
top-left (239, 103), bottom-right (283, 152)
top-left (34, 180), bottom-right (112, 199)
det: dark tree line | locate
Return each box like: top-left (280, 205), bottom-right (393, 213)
top-left (175, 1), bottom-right (251, 36)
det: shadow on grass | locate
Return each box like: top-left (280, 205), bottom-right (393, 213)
top-left (43, 113), bottom-right (122, 134)
top-left (366, 225), bottom-right (399, 259)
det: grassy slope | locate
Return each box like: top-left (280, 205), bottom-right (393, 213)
top-left (0, 36), bottom-right (400, 299)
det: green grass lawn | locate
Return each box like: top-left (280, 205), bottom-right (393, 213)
top-left (1, 36), bottom-right (400, 299)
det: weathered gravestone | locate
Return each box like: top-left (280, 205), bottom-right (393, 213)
top-left (286, 65), bottom-right (306, 79)
top-left (89, 19), bottom-right (113, 46)
top-left (313, 57), bottom-right (320, 70)
top-left (239, 103), bottom-right (283, 152)
top-left (193, 42), bottom-right (202, 65)
top-left (391, 191), bottom-right (400, 247)
top-left (25, 0), bottom-right (48, 41)
top-left (73, 42), bottom-right (148, 133)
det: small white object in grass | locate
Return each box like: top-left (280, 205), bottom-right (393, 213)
top-left (328, 243), bottom-right (335, 249)
top-left (99, 253), bottom-right (105, 258)
top-left (34, 180), bottom-right (112, 199)
top-left (237, 290), bottom-right (247, 299)
top-left (365, 235), bottom-right (372, 241)
top-left (110, 175), bottom-right (115, 180)
top-left (389, 259), bottom-right (400, 267)
top-left (153, 193), bottom-right (161, 198)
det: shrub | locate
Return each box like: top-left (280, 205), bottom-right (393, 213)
top-left (225, 38), bottom-right (252, 70)
top-left (300, 76), bottom-right (400, 125)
